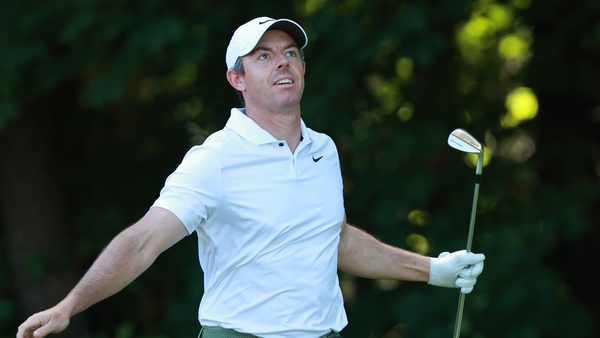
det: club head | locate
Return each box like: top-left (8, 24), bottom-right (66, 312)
top-left (448, 129), bottom-right (483, 154)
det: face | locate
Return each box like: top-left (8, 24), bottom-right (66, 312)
top-left (231, 30), bottom-right (306, 112)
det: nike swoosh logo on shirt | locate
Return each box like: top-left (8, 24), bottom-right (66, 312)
top-left (313, 156), bottom-right (323, 163)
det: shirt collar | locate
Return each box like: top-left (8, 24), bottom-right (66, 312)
top-left (226, 108), bottom-right (312, 146)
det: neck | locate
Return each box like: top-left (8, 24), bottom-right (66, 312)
top-left (244, 105), bottom-right (302, 153)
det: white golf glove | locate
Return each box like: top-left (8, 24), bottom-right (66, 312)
top-left (428, 250), bottom-right (485, 294)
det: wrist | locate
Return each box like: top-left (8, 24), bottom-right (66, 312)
top-left (428, 253), bottom-right (456, 288)
top-left (57, 294), bottom-right (84, 318)
top-left (428, 257), bottom-right (439, 285)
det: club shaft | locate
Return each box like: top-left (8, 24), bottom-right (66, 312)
top-left (465, 180), bottom-right (480, 252)
top-left (453, 293), bottom-right (466, 338)
top-left (453, 155), bottom-right (482, 338)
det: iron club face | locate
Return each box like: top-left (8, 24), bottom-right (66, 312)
top-left (448, 129), bottom-right (483, 154)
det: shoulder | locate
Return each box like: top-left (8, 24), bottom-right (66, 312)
top-left (305, 127), bottom-right (339, 157)
top-left (177, 130), bottom-right (228, 170)
top-left (305, 127), bottom-right (336, 145)
top-left (178, 125), bottom-right (251, 171)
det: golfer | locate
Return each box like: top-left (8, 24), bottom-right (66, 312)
top-left (16, 17), bottom-right (485, 338)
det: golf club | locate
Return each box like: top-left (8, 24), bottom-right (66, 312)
top-left (447, 128), bottom-right (483, 338)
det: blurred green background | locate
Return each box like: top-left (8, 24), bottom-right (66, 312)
top-left (1, 0), bottom-right (599, 337)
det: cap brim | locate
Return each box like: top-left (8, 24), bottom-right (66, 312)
top-left (268, 20), bottom-right (307, 49)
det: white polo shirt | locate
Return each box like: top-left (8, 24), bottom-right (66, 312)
top-left (152, 108), bottom-right (347, 337)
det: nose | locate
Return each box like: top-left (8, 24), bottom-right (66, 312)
top-left (276, 52), bottom-right (289, 69)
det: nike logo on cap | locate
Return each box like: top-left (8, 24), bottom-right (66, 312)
top-left (259, 19), bottom-right (275, 25)
top-left (313, 156), bottom-right (323, 163)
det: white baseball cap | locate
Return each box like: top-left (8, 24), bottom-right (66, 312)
top-left (226, 17), bottom-right (308, 69)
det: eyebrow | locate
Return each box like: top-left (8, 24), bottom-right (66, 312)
top-left (249, 43), bottom-right (300, 55)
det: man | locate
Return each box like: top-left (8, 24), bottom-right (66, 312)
top-left (16, 17), bottom-right (485, 338)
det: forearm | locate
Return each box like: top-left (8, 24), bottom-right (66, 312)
top-left (59, 226), bottom-right (157, 317)
top-left (338, 223), bottom-right (430, 282)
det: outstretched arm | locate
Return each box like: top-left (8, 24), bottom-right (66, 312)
top-left (337, 216), bottom-right (485, 291)
top-left (337, 217), bottom-right (430, 281)
top-left (16, 206), bottom-right (188, 338)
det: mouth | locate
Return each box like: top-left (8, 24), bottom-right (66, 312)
top-left (274, 78), bottom-right (294, 86)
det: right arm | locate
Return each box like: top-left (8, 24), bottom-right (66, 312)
top-left (16, 206), bottom-right (189, 338)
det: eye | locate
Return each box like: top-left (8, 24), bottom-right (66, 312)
top-left (286, 50), bottom-right (297, 57)
top-left (258, 53), bottom-right (270, 60)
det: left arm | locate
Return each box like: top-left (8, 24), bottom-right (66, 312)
top-left (337, 215), bottom-right (486, 293)
top-left (337, 216), bottom-right (430, 282)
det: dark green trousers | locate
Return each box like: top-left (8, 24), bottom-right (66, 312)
top-left (198, 326), bottom-right (342, 338)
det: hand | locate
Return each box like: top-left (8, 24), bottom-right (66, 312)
top-left (428, 250), bottom-right (485, 294)
top-left (16, 307), bottom-right (70, 338)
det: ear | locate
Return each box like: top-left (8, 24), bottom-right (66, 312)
top-left (226, 69), bottom-right (245, 92)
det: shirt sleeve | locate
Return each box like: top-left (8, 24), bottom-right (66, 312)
top-left (152, 146), bottom-right (222, 234)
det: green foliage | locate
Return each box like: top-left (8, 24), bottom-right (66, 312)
top-left (1, 0), bottom-right (599, 337)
